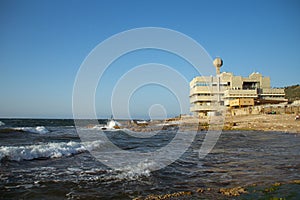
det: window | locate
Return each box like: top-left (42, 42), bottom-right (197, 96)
top-left (195, 82), bottom-right (210, 86)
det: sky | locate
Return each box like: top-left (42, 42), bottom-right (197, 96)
top-left (0, 0), bottom-right (299, 118)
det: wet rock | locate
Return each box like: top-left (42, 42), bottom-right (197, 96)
top-left (196, 188), bottom-right (204, 193)
top-left (291, 180), bottom-right (300, 184)
top-left (142, 191), bottom-right (192, 200)
top-left (132, 197), bottom-right (143, 200)
top-left (273, 182), bottom-right (281, 187)
top-left (196, 187), bottom-right (212, 193)
top-left (219, 186), bottom-right (247, 196)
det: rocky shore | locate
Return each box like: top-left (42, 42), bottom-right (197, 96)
top-left (228, 113), bottom-right (300, 133)
top-left (133, 180), bottom-right (300, 200)
top-left (123, 113), bottom-right (300, 134)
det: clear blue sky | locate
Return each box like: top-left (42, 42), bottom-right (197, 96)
top-left (0, 0), bottom-right (299, 118)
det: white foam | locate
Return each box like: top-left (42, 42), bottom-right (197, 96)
top-left (114, 160), bottom-right (154, 180)
top-left (14, 126), bottom-right (49, 134)
top-left (156, 121), bottom-right (182, 126)
top-left (88, 119), bottom-right (122, 131)
top-left (0, 121), bottom-right (5, 126)
top-left (0, 140), bottom-right (103, 161)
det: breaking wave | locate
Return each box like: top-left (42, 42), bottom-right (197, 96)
top-left (0, 141), bottom-right (102, 162)
top-left (0, 121), bottom-right (5, 126)
top-left (13, 126), bottom-right (49, 134)
top-left (114, 160), bottom-right (154, 180)
top-left (82, 160), bottom-right (155, 182)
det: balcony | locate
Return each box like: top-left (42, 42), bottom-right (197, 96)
top-left (190, 95), bottom-right (218, 102)
top-left (190, 87), bottom-right (225, 96)
top-left (190, 104), bottom-right (224, 112)
top-left (190, 87), bottom-right (211, 95)
top-left (223, 89), bottom-right (258, 98)
top-left (261, 88), bottom-right (285, 95)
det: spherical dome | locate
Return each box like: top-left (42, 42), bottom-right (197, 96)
top-left (213, 57), bottom-right (223, 68)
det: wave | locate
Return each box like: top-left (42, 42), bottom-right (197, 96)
top-left (0, 121), bottom-right (5, 126)
top-left (113, 160), bottom-right (154, 180)
top-left (0, 141), bottom-right (102, 162)
top-left (13, 126), bottom-right (49, 134)
top-left (84, 160), bottom-right (155, 182)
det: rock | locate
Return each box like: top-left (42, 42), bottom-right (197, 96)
top-left (292, 180), bottom-right (300, 184)
top-left (219, 186), bottom-right (247, 196)
top-left (273, 182), bottom-right (281, 187)
top-left (143, 191), bottom-right (192, 200)
top-left (196, 188), bottom-right (204, 193)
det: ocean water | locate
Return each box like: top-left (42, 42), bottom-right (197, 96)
top-left (0, 119), bottom-right (299, 199)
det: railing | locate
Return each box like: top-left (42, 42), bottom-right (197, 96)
top-left (223, 89), bottom-right (258, 98)
top-left (190, 95), bottom-right (218, 102)
top-left (260, 97), bottom-right (288, 101)
top-left (261, 88), bottom-right (285, 95)
top-left (190, 87), bottom-right (226, 96)
top-left (190, 104), bottom-right (221, 112)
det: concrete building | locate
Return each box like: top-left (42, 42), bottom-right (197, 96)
top-left (190, 58), bottom-right (287, 117)
top-left (229, 98), bottom-right (254, 108)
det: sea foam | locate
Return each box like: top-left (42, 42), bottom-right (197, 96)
top-left (13, 126), bottom-right (49, 134)
top-left (0, 140), bottom-right (102, 162)
top-left (114, 160), bottom-right (155, 180)
top-left (0, 121), bottom-right (5, 126)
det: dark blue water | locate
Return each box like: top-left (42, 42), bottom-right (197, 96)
top-left (0, 119), bottom-right (299, 199)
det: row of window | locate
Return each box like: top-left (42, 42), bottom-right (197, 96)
top-left (226, 94), bottom-right (256, 97)
top-left (261, 96), bottom-right (285, 98)
top-left (193, 82), bottom-right (228, 87)
top-left (195, 93), bottom-right (224, 96)
top-left (193, 102), bottom-right (225, 106)
top-left (231, 100), bottom-right (253, 104)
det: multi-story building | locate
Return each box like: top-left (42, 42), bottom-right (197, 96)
top-left (190, 58), bottom-right (287, 117)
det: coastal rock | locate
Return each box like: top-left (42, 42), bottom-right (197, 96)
top-left (142, 191), bottom-right (192, 200)
top-left (219, 186), bottom-right (247, 196)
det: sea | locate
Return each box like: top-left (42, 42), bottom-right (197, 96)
top-left (0, 119), bottom-right (299, 200)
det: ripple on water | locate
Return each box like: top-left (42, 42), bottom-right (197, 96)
top-left (0, 130), bottom-right (299, 199)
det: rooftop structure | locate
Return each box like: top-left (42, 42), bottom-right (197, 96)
top-left (190, 58), bottom-right (287, 117)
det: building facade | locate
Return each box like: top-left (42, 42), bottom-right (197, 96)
top-left (190, 71), bottom-right (287, 117)
top-left (229, 98), bottom-right (254, 108)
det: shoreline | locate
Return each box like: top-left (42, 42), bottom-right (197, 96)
top-left (226, 113), bottom-right (300, 134)
top-left (1, 114), bottom-right (299, 134)
top-left (152, 113), bottom-right (300, 134)
top-left (124, 113), bottom-right (300, 134)
top-left (133, 180), bottom-right (300, 200)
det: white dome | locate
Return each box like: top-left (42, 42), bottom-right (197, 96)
top-left (213, 57), bottom-right (223, 68)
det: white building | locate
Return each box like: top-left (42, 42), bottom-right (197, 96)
top-left (190, 58), bottom-right (287, 117)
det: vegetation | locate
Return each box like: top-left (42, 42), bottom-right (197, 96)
top-left (285, 84), bottom-right (300, 102)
